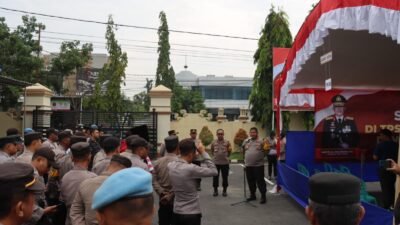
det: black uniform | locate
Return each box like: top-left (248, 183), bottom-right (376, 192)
top-left (322, 116), bottom-right (359, 148)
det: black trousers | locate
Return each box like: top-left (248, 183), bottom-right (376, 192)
top-left (192, 160), bottom-right (202, 188)
top-left (213, 164), bottom-right (229, 189)
top-left (267, 155), bottom-right (278, 177)
top-left (246, 166), bottom-right (267, 195)
top-left (174, 214), bottom-right (201, 225)
top-left (379, 169), bottom-right (396, 209)
top-left (158, 203), bottom-right (174, 225)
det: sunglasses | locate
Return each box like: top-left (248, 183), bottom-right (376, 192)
top-left (217, 133), bottom-right (224, 135)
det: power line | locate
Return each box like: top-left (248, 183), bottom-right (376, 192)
top-left (39, 36), bottom-right (254, 58)
top-left (40, 30), bottom-right (254, 53)
top-left (0, 6), bottom-right (258, 40)
top-left (40, 40), bottom-right (253, 62)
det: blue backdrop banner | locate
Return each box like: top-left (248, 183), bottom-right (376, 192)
top-left (285, 131), bottom-right (379, 181)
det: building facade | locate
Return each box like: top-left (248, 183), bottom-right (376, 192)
top-left (176, 70), bottom-right (252, 121)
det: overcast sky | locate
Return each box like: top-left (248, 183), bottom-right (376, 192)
top-left (1, 0), bottom-right (319, 96)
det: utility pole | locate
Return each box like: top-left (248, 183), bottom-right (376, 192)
top-left (37, 24), bottom-right (44, 57)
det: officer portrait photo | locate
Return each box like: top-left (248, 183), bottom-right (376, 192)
top-left (322, 94), bottom-right (360, 149)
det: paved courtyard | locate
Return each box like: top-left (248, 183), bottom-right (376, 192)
top-left (152, 163), bottom-right (309, 225)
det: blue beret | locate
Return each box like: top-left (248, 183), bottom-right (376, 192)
top-left (92, 168), bottom-right (153, 210)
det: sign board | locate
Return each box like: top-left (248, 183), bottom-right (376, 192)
top-left (51, 99), bottom-right (70, 111)
top-left (325, 78), bottom-right (332, 91)
top-left (320, 51), bottom-right (333, 65)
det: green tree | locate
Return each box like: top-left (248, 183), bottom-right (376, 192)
top-left (155, 11), bottom-right (175, 89)
top-left (50, 40), bottom-right (93, 94)
top-left (85, 15), bottom-right (128, 112)
top-left (0, 16), bottom-right (44, 110)
top-left (199, 126), bottom-right (214, 147)
top-left (172, 84), bottom-right (205, 113)
top-left (132, 78), bottom-right (153, 111)
top-left (249, 7), bottom-right (292, 129)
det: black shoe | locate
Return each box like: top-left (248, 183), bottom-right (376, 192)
top-left (260, 194), bottom-right (267, 204)
top-left (222, 191), bottom-right (227, 197)
top-left (247, 196), bottom-right (256, 201)
top-left (213, 189), bottom-right (218, 197)
top-left (197, 187), bottom-right (201, 191)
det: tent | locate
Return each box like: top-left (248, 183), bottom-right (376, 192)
top-left (275, 0), bottom-right (400, 224)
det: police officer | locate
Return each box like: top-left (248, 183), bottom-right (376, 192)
top-left (16, 132), bottom-right (42, 165)
top-left (159, 130), bottom-right (178, 157)
top-left (153, 135), bottom-right (179, 225)
top-left (211, 129), bottom-right (232, 197)
top-left (92, 168), bottom-right (154, 225)
top-left (29, 147), bottom-right (59, 225)
top-left (306, 172), bottom-right (365, 225)
top-left (92, 136), bottom-right (121, 175)
top-left (189, 129), bottom-right (202, 191)
top-left (322, 94), bottom-right (359, 149)
top-left (168, 138), bottom-right (217, 225)
top-left (0, 135), bottom-right (21, 163)
top-left (120, 135), bottom-right (149, 171)
top-left (61, 142), bottom-right (97, 225)
top-left (70, 155), bottom-right (132, 225)
top-left (242, 127), bottom-right (267, 204)
top-left (0, 162), bottom-right (45, 225)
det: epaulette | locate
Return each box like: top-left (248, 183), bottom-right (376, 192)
top-left (345, 116), bottom-right (354, 120)
top-left (325, 116), bottom-right (333, 120)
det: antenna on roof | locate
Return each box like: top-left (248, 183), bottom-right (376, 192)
top-left (184, 55), bottom-right (188, 70)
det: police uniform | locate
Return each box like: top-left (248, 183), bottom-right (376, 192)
top-left (322, 95), bottom-right (359, 148)
top-left (168, 150), bottom-right (217, 225)
top-left (120, 135), bottom-right (149, 171)
top-left (92, 156), bottom-right (111, 175)
top-left (0, 135), bottom-right (21, 163)
top-left (61, 142), bottom-right (97, 225)
top-left (16, 132), bottom-right (42, 165)
top-left (153, 136), bottom-right (179, 225)
top-left (242, 137), bottom-right (267, 203)
top-left (70, 155), bottom-right (132, 225)
top-left (0, 162), bottom-right (45, 225)
top-left (210, 138), bottom-right (232, 196)
top-left (26, 147), bottom-right (59, 225)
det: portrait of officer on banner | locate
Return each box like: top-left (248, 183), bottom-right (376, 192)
top-left (322, 94), bottom-right (359, 149)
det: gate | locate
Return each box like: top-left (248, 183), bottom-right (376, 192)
top-left (32, 109), bottom-right (158, 156)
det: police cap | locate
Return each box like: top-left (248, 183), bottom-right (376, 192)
top-left (92, 167), bottom-right (152, 210)
top-left (126, 135), bottom-right (148, 149)
top-left (70, 142), bottom-right (91, 157)
top-left (0, 135), bottom-right (22, 149)
top-left (309, 172), bottom-right (360, 205)
top-left (0, 162), bottom-right (45, 192)
top-left (33, 146), bottom-right (59, 169)
top-left (331, 95), bottom-right (347, 107)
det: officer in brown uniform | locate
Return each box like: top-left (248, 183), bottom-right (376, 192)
top-left (153, 135), bottom-right (179, 225)
top-left (242, 127), bottom-right (267, 204)
top-left (190, 129), bottom-right (202, 191)
top-left (70, 155), bottom-right (132, 225)
top-left (211, 129), bottom-right (232, 197)
top-left (61, 142), bottom-right (97, 225)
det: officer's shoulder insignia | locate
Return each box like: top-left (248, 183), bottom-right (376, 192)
top-left (325, 116), bottom-right (333, 120)
top-left (345, 116), bottom-right (354, 120)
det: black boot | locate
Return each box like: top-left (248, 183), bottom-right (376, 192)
top-left (247, 194), bottom-right (256, 201)
top-left (213, 188), bottom-right (218, 197)
top-left (222, 187), bottom-right (227, 197)
top-left (260, 194), bottom-right (267, 204)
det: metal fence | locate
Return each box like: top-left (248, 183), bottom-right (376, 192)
top-left (32, 109), bottom-right (158, 156)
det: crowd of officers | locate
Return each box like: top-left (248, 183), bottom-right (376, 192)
top-left (0, 124), bottom-right (285, 225)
